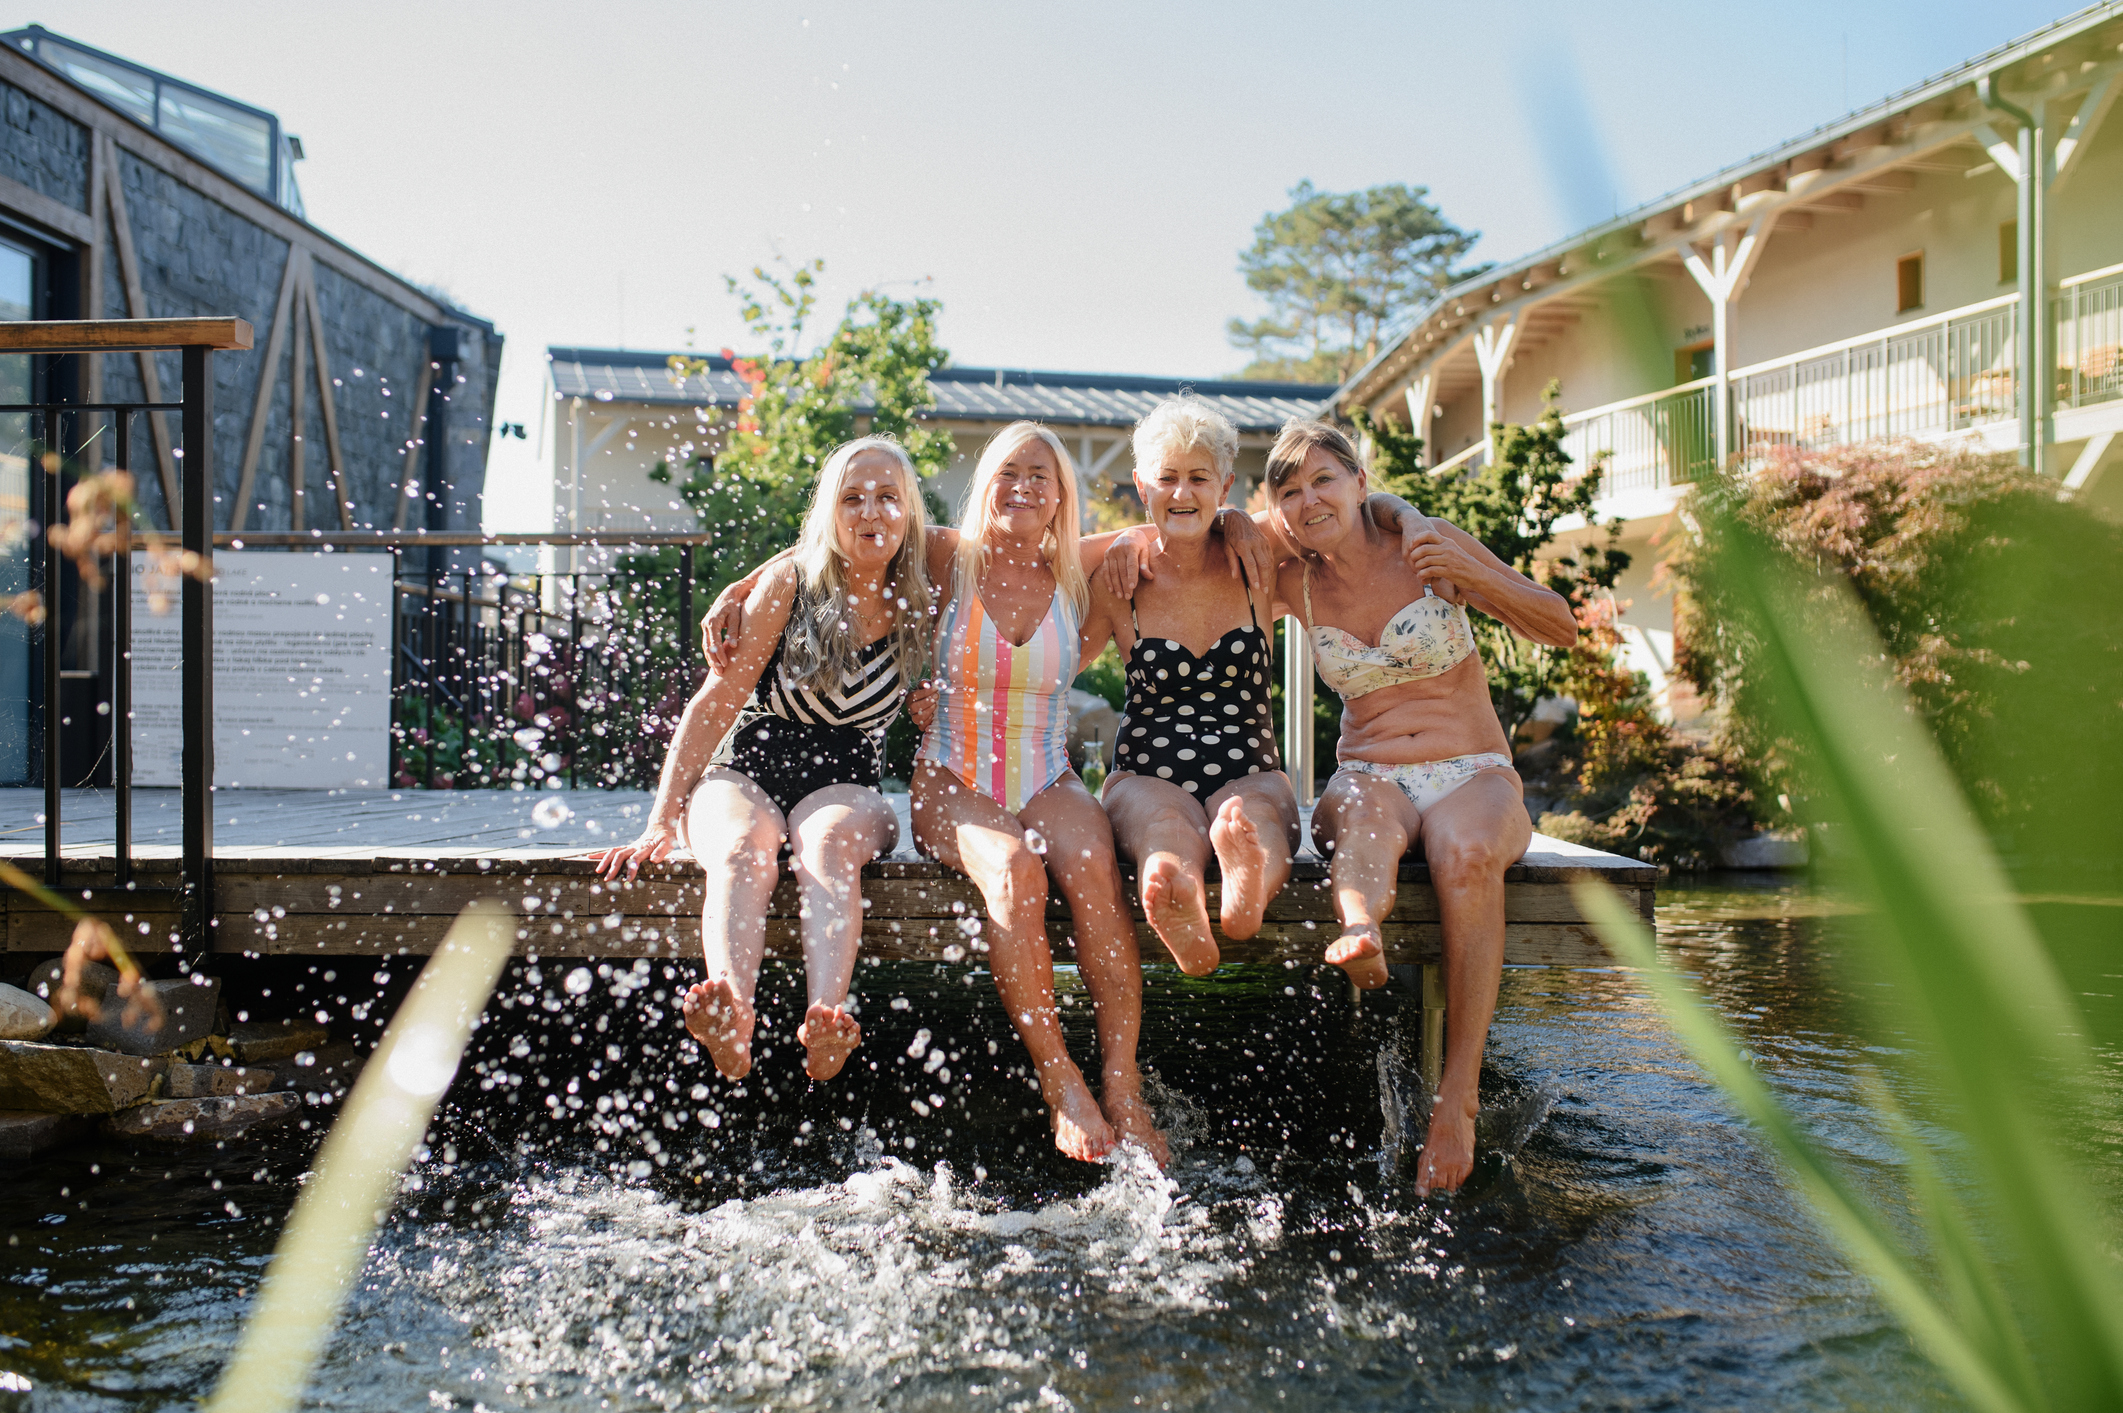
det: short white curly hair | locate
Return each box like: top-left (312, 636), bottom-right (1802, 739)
top-left (1131, 397), bottom-right (1239, 482)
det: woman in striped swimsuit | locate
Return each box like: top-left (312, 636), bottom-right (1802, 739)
top-left (595, 438), bottom-right (932, 1085)
top-left (910, 421), bottom-right (1174, 1167)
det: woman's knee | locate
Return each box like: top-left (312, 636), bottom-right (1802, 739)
top-left (1426, 827), bottom-right (1510, 886)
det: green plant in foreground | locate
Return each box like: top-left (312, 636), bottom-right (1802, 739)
top-left (1579, 505), bottom-right (2123, 1413)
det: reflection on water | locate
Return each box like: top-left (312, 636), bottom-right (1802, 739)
top-left (3, 876), bottom-right (1966, 1410)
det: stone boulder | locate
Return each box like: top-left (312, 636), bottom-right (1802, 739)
top-left (218, 1018), bottom-right (330, 1064)
top-left (0, 1041), bottom-right (165, 1113)
top-left (0, 983), bottom-right (53, 1041)
top-left (0, 1110), bottom-right (98, 1160)
top-left (84, 977), bottom-right (221, 1057)
top-left (266, 1041), bottom-right (364, 1097)
top-left (25, 959), bottom-right (118, 1032)
top-left (102, 1093), bottom-right (299, 1143)
top-left (165, 1062), bottom-right (276, 1099)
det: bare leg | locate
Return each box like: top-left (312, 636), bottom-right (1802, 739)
top-left (911, 763), bottom-right (1115, 1163)
top-left (681, 770), bottom-right (785, 1079)
top-left (786, 785), bottom-right (898, 1081)
top-left (1023, 774), bottom-right (1169, 1169)
top-left (1101, 774), bottom-right (1217, 976)
top-left (1203, 772), bottom-right (1300, 940)
top-left (1410, 768), bottom-right (1529, 1196)
top-left (1308, 772), bottom-right (1423, 991)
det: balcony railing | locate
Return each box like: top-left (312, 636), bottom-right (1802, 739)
top-left (1540, 265), bottom-right (2123, 504)
top-left (1730, 295), bottom-right (2018, 457)
top-left (1559, 378), bottom-right (1718, 498)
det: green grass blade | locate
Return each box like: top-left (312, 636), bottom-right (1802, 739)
top-left (1576, 880), bottom-right (2037, 1413)
top-left (207, 902), bottom-right (516, 1413)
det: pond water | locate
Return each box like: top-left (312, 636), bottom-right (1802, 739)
top-left (4, 875), bottom-right (1966, 1411)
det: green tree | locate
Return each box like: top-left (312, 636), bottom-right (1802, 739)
top-left (587, 258), bottom-right (952, 786)
top-left (1228, 181), bottom-right (1483, 384)
top-left (1350, 385), bottom-right (1628, 741)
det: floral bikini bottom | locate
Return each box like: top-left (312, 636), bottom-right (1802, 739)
top-left (1334, 752), bottom-right (1515, 813)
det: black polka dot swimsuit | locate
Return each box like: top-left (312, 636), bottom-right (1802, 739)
top-left (1112, 573), bottom-right (1281, 798)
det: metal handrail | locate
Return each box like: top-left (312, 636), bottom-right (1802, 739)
top-left (0, 317), bottom-right (255, 947)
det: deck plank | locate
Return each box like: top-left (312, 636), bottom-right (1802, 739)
top-left (3, 788), bottom-right (1655, 967)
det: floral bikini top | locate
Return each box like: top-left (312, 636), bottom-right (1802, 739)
top-left (1302, 563), bottom-right (1475, 699)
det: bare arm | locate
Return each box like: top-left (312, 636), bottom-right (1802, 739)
top-left (1079, 570), bottom-right (1136, 668)
top-left (597, 562), bottom-right (799, 877)
top-left (1409, 519), bottom-right (1576, 648)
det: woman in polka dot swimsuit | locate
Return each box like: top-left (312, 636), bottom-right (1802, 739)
top-left (1078, 399), bottom-right (1302, 976)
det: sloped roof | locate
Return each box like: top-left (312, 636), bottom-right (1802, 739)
top-left (547, 348), bottom-right (1333, 434)
top-left (1334, 0), bottom-right (2123, 409)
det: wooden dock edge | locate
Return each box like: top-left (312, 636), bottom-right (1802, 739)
top-left (3, 840), bottom-right (1659, 970)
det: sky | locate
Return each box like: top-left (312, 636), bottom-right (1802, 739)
top-left (35, 0), bottom-right (2082, 529)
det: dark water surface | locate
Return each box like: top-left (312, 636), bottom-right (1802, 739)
top-left (4, 875), bottom-right (1966, 1411)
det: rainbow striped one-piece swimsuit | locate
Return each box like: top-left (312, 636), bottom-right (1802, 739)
top-left (920, 585), bottom-right (1082, 814)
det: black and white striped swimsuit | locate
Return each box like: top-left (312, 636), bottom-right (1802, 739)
top-left (711, 631), bottom-right (904, 817)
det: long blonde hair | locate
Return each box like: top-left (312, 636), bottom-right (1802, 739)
top-left (952, 421), bottom-right (1088, 619)
top-left (782, 436), bottom-right (934, 692)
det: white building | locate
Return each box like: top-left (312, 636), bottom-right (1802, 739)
top-left (1334, 4), bottom-right (2123, 719)
top-left (543, 348), bottom-right (1335, 555)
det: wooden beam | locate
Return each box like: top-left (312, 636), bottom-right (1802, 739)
top-left (0, 171), bottom-right (91, 243)
top-left (393, 357), bottom-right (436, 531)
top-left (288, 275), bottom-right (309, 531)
top-left (84, 138), bottom-right (107, 407)
top-left (299, 264), bottom-right (356, 530)
top-left (230, 249), bottom-right (306, 533)
top-left (100, 159), bottom-right (181, 523)
top-left (0, 318), bottom-right (256, 353)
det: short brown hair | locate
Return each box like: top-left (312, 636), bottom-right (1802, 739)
top-left (1266, 418), bottom-right (1365, 491)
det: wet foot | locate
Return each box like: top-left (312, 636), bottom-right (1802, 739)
top-left (797, 1002), bottom-right (862, 1081)
top-left (1141, 854), bottom-right (1219, 976)
top-left (681, 978), bottom-right (755, 1079)
top-left (1101, 1084), bottom-right (1171, 1170)
top-left (1325, 925), bottom-right (1390, 990)
top-left (1415, 1089), bottom-right (1478, 1196)
top-left (1041, 1060), bottom-right (1117, 1163)
top-left (1209, 796), bottom-right (1274, 940)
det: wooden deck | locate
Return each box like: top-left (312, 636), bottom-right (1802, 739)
top-left (2, 788), bottom-right (1657, 967)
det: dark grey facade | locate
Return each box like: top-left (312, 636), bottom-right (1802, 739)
top-left (0, 37), bottom-right (502, 784)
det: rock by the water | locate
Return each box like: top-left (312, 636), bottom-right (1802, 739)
top-left (165, 1062), bottom-right (276, 1099)
top-left (0, 1109), bottom-right (97, 1160)
top-left (102, 1093), bottom-right (299, 1143)
top-left (27, 959), bottom-right (119, 1032)
top-left (0, 1041), bottom-right (165, 1113)
top-left (221, 1018), bottom-right (330, 1063)
top-left (0, 983), bottom-right (53, 1041)
top-left (84, 977), bottom-right (221, 1057)
top-left (1720, 832), bottom-right (1809, 870)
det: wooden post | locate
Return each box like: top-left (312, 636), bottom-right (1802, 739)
top-left (1421, 962), bottom-right (1445, 1094)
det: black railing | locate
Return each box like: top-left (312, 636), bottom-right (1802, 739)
top-left (221, 531), bottom-right (708, 793)
top-left (1, 318), bottom-right (254, 948)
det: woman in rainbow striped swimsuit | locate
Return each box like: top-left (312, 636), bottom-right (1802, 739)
top-left (909, 421), bottom-right (1182, 1167)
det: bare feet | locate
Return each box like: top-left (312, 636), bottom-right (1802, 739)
top-left (1415, 1088), bottom-right (1478, 1196)
top-left (1141, 854), bottom-right (1219, 976)
top-left (1209, 796), bottom-right (1272, 940)
top-left (1101, 1084), bottom-right (1171, 1170)
top-left (1325, 925), bottom-right (1390, 990)
top-left (682, 978), bottom-right (755, 1079)
top-left (797, 1002), bottom-right (862, 1081)
top-left (1041, 1059), bottom-right (1117, 1163)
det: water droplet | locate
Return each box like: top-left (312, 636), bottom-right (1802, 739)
top-left (532, 797), bottom-right (574, 829)
top-left (564, 967), bottom-right (594, 996)
top-left (1023, 829), bottom-right (1048, 855)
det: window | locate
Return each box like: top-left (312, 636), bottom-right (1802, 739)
top-left (1675, 341), bottom-right (1715, 384)
top-left (1896, 251), bottom-right (1924, 314)
top-left (2000, 221), bottom-right (2018, 284)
